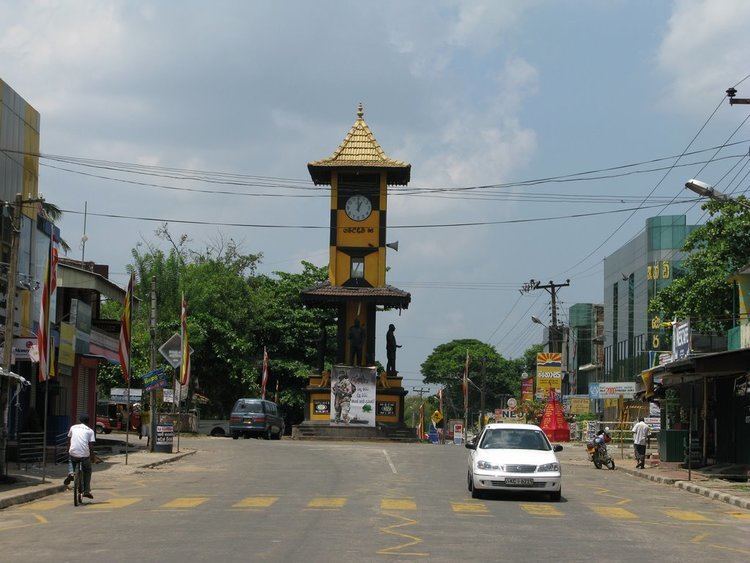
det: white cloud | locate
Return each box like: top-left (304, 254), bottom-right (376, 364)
top-left (658, 0), bottom-right (750, 112)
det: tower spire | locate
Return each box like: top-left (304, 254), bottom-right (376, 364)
top-left (357, 102), bottom-right (364, 119)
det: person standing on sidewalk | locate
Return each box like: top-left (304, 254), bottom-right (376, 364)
top-left (631, 417), bottom-right (649, 469)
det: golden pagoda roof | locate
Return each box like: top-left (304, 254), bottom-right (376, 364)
top-left (308, 103), bottom-right (411, 185)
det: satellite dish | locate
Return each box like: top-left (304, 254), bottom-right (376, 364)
top-left (386, 241), bottom-right (399, 251)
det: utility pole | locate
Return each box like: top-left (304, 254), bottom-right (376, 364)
top-left (520, 279), bottom-right (570, 352)
top-left (412, 386), bottom-right (430, 402)
top-left (1, 193), bottom-right (44, 476)
top-left (149, 276), bottom-right (157, 452)
top-left (478, 358), bottom-right (486, 430)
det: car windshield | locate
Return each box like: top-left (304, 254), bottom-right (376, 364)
top-left (234, 401), bottom-right (263, 413)
top-left (479, 428), bottom-right (551, 451)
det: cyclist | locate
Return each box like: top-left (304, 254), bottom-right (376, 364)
top-left (63, 414), bottom-right (96, 499)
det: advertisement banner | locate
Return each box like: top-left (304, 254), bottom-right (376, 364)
top-left (109, 388), bottom-right (143, 404)
top-left (330, 365), bottom-right (376, 427)
top-left (139, 368), bottom-right (169, 391)
top-left (568, 395), bottom-right (590, 415)
top-left (672, 319), bottom-right (690, 361)
top-left (536, 353), bottom-right (562, 397)
top-left (521, 377), bottom-right (534, 402)
top-left (59, 323), bottom-right (76, 366)
top-left (589, 381), bottom-right (636, 399)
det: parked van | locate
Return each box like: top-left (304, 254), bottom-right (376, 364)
top-left (229, 399), bottom-right (284, 440)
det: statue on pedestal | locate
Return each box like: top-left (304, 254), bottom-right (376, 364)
top-left (348, 318), bottom-right (365, 366)
top-left (386, 324), bottom-right (402, 377)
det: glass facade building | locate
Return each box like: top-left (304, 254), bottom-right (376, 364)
top-left (603, 215), bottom-right (697, 381)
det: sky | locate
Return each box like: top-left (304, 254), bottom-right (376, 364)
top-left (2, 0), bottom-right (750, 390)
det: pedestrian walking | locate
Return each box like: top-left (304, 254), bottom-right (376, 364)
top-left (631, 417), bottom-right (649, 469)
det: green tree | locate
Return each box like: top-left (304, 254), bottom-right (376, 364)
top-left (649, 198), bottom-right (750, 333)
top-left (420, 339), bottom-right (522, 421)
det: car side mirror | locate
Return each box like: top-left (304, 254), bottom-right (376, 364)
top-left (553, 444), bottom-right (563, 452)
top-left (465, 441), bottom-right (476, 450)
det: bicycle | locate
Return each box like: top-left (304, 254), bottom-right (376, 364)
top-left (71, 458), bottom-right (84, 506)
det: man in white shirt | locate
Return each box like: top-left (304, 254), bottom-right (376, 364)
top-left (64, 414), bottom-right (96, 498)
top-left (631, 417), bottom-right (650, 469)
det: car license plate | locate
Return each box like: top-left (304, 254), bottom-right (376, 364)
top-left (505, 478), bottom-right (534, 486)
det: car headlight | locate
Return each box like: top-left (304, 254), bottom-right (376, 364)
top-left (476, 460), bottom-right (504, 471)
top-left (537, 463), bottom-right (560, 472)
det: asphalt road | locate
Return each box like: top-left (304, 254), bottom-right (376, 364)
top-left (1, 437), bottom-right (749, 562)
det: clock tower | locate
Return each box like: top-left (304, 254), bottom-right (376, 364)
top-left (300, 104), bottom-right (411, 430)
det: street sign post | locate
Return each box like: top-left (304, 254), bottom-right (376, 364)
top-left (158, 333), bottom-right (193, 368)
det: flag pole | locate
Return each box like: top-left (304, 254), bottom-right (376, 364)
top-left (40, 234), bottom-right (53, 483)
top-left (124, 278), bottom-right (133, 465)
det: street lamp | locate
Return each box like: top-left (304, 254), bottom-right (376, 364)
top-left (685, 178), bottom-right (750, 209)
top-left (531, 315), bottom-right (546, 326)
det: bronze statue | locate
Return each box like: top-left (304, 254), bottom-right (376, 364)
top-left (348, 318), bottom-right (365, 366)
top-left (386, 323), bottom-right (402, 376)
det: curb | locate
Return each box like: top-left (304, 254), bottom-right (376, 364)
top-left (676, 481), bottom-right (750, 510)
top-left (0, 450), bottom-right (197, 510)
top-left (138, 449), bottom-right (196, 469)
top-left (619, 466), bottom-right (750, 510)
top-left (0, 482), bottom-right (66, 510)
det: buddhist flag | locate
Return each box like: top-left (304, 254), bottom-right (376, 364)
top-left (179, 293), bottom-right (190, 386)
top-left (261, 347), bottom-right (269, 400)
top-left (37, 239), bottom-right (58, 382)
top-left (118, 273), bottom-right (134, 382)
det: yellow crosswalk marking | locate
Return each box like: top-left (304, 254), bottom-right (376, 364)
top-left (727, 511), bottom-right (750, 521)
top-left (591, 506), bottom-right (637, 520)
top-left (307, 497), bottom-right (347, 509)
top-left (161, 497), bottom-right (209, 509)
top-left (381, 498), bottom-right (416, 510)
top-left (233, 496), bottom-right (279, 509)
top-left (451, 502), bottom-right (488, 514)
top-left (88, 497), bottom-right (141, 510)
top-left (663, 509), bottom-right (709, 522)
top-left (19, 499), bottom-right (68, 511)
top-left (521, 503), bottom-right (563, 517)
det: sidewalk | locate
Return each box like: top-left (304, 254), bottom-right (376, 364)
top-left (1, 436), bottom-right (196, 510)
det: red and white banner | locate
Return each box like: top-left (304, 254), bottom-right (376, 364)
top-left (118, 273), bottom-right (134, 382)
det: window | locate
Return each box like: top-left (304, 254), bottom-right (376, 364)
top-left (479, 429), bottom-right (551, 451)
top-left (350, 257), bottom-right (364, 279)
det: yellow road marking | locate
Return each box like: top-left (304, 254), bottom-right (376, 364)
top-left (691, 532), bottom-right (710, 544)
top-left (381, 498), bottom-right (416, 511)
top-left (377, 512), bottom-right (428, 557)
top-left (233, 496), bottom-right (279, 509)
top-left (88, 497), bottom-right (141, 510)
top-left (307, 497), bottom-right (346, 509)
top-left (592, 486), bottom-right (632, 506)
top-left (663, 509), bottom-right (709, 522)
top-left (160, 497), bottom-right (209, 509)
top-left (727, 511), bottom-right (750, 521)
top-left (451, 502), bottom-right (489, 514)
top-left (521, 503), bottom-right (563, 517)
top-left (590, 506), bottom-right (637, 520)
top-left (19, 499), bottom-right (68, 511)
top-left (709, 543), bottom-right (750, 555)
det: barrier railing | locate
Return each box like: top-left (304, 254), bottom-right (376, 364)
top-left (18, 432), bottom-right (44, 470)
top-left (54, 432), bottom-right (68, 464)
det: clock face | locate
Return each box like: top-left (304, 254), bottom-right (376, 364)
top-left (345, 195), bottom-right (372, 221)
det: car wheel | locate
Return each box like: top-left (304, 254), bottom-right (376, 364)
top-left (550, 489), bottom-right (562, 502)
top-left (105, 428), bottom-right (112, 434)
top-left (96, 423), bottom-right (105, 434)
top-left (471, 486), bottom-right (483, 499)
top-left (265, 428), bottom-right (273, 440)
top-left (271, 430), bottom-right (281, 440)
top-left (232, 432), bottom-right (240, 440)
top-left (243, 433), bottom-right (251, 439)
top-left (210, 428), bottom-right (225, 437)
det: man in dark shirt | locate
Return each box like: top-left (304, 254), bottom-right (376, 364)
top-left (386, 324), bottom-right (402, 376)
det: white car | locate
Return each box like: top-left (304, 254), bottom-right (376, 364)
top-left (466, 423), bottom-right (563, 501)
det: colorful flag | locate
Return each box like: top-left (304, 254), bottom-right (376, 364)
top-left (118, 273), bottom-right (134, 382)
top-left (36, 240), bottom-right (58, 382)
top-left (261, 346), bottom-right (269, 400)
top-left (179, 293), bottom-right (190, 386)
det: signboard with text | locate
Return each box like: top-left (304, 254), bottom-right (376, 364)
top-left (589, 381), bottom-right (636, 399)
top-left (521, 377), bottom-right (534, 402)
top-left (672, 319), bottom-right (690, 361)
top-left (330, 365), bottom-right (376, 427)
top-left (536, 353), bottom-right (562, 398)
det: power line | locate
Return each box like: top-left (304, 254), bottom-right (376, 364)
top-left (57, 198), bottom-right (699, 231)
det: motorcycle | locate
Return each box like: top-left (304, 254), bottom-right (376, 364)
top-left (587, 432), bottom-right (616, 470)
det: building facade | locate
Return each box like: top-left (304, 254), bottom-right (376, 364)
top-left (568, 302), bottom-right (604, 395)
top-left (603, 215), bottom-right (697, 381)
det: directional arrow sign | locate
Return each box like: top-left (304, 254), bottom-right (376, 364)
top-left (158, 333), bottom-right (193, 369)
